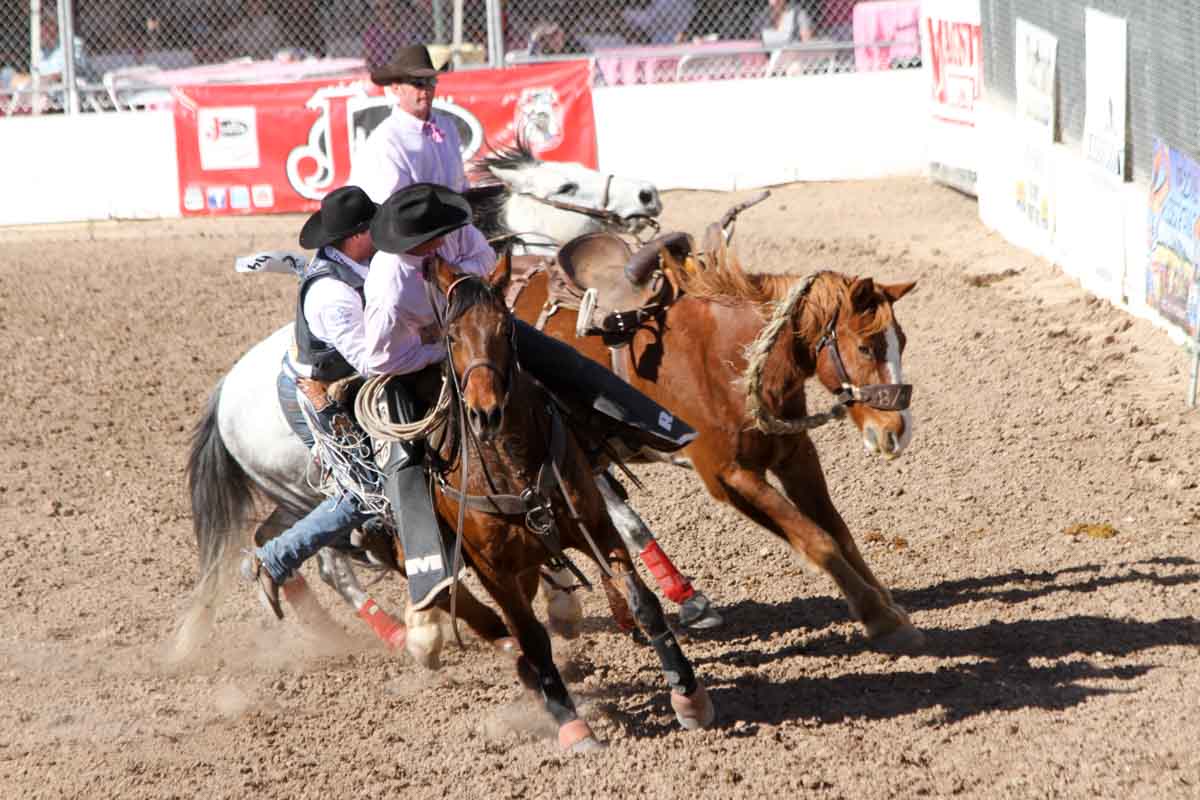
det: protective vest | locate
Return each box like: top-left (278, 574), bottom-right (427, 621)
top-left (293, 251), bottom-right (365, 382)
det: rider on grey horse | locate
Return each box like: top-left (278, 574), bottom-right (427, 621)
top-left (250, 185), bottom-right (383, 616)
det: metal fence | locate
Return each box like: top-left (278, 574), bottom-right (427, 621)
top-left (2, 0), bottom-right (919, 114)
top-left (982, 0), bottom-right (1200, 185)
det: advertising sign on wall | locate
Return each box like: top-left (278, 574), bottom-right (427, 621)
top-left (1014, 19), bottom-right (1058, 235)
top-left (1147, 139), bottom-right (1200, 336)
top-left (1083, 9), bottom-right (1128, 179)
top-left (172, 60), bottom-right (597, 216)
top-left (920, 0), bottom-right (982, 195)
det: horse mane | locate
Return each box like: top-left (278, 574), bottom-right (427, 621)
top-left (466, 136), bottom-right (540, 240)
top-left (664, 248), bottom-right (894, 339)
top-left (445, 273), bottom-right (506, 325)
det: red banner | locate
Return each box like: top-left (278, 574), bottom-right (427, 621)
top-left (171, 61), bottom-right (597, 216)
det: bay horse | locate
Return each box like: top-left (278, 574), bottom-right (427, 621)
top-left (510, 250), bottom-right (924, 650)
top-left (182, 254), bottom-right (715, 749)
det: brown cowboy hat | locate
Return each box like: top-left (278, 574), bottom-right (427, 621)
top-left (369, 44), bottom-right (449, 86)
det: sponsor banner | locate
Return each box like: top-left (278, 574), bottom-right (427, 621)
top-left (1014, 19), bottom-right (1057, 237)
top-left (1083, 9), bottom-right (1128, 180)
top-left (1147, 139), bottom-right (1200, 337)
top-left (172, 61), bottom-right (597, 216)
top-left (920, 0), bottom-right (982, 195)
top-left (1014, 19), bottom-right (1057, 141)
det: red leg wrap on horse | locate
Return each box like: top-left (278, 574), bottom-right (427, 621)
top-left (639, 541), bottom-right (695, 604)
top-left (357, 598), bottom-right (407, 650)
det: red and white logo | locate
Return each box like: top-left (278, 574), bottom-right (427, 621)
top-left (197, 106), bottom-right (260, 170)
top-left (515, 88), bottom-right (564, 152)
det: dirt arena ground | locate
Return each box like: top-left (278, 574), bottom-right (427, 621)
top-left (2, 179), bottom-right (1199, 799)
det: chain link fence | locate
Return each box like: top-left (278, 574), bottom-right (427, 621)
top-left (2, 0), bottom-right (918, 114)
top-left (983, 0), bottom-right (1199, 185)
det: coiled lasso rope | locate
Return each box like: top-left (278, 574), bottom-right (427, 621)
top-left (354, 373), bottom-right (454, 443)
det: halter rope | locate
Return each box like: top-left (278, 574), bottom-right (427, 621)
top-left (741, 273), bottom-right (849, 435)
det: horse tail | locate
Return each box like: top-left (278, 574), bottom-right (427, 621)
top-left (169, 381), bottom-right (256, 664)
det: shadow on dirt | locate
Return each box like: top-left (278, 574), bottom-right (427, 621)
top-left (582, 558), bottom-right (1200, 737)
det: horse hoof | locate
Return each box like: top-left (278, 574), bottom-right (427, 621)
top-left (870, 622), bottom-right (925, 655)
top-left (678, 592), bottom-right (723, 630)
top-left (558, 719), bottom-right (602, 752)
top-left (670, 684), bottom-right (715, 730)
top-left (406, 625), bottom-right (444, 671)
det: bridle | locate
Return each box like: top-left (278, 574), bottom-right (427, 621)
top-left (814, 306), bottom-right (913, 413)
top-left (445, 275), bottom-right (519, 407)
top-left (517, 173), bottom-right (661, 241)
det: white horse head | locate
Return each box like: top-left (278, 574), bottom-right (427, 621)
top-left (470, 140), bottom-right (662, 253)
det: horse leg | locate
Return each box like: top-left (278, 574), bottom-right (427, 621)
top-left (475, 565), bottom-right (603, 753)
top-left (570, 508), bottom-right (713, 729)
top-left (429, 578), bottom-right (519, 656)
top-left (314, 548), bottom-right (408, 651)
top-left (715, 461), bottom-right (921, 652)
top-left (771, 437), bottom-right (911, 615)
top-left (594, 471), bottom-right (723, 630)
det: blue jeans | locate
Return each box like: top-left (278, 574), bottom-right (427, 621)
top-left (256, 494), bottom-right (371, 583)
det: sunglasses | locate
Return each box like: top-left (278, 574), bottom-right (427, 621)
top-left (401, 77), bottom-right (438, 90)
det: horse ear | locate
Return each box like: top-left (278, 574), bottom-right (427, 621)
top-left (426, 255), bottom-right (458, 295)
top-left (880, 280), bottom-right (917, 303)
top-left (488, 248), bottom-right (512, 295)
top-left (849, 277), bottom-right (876, 309)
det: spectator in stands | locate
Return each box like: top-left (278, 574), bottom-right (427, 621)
top-left (754, 0), bottom-right (813, 44)
top-left (220, 0), bottom-right (286, 60)
top-left (527, 21), bottom-right (581, 56)
top-left (364, 0), bottom-right (435, 69)
top-left (621, 0), bottom-right (696, 44)
top-left (814, 0), bottom-right (861, 40)
top-left (35, 6), bottom-right (94, 85)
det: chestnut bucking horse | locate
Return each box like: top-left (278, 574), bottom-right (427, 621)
top-left (508, 238), bottom-right (923, 651)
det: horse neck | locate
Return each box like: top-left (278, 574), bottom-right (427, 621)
top-left (503, 193), bottom-right (604, 248)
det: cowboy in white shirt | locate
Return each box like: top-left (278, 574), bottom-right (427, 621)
top-left (250, 186), bottom-right (381, 617)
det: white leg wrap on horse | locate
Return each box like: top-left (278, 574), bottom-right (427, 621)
top-left (404, 604), bottom-right (445, 670)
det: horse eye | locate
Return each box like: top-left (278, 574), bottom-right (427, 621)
top-left (858, 344), bottom-right (874, 358)
top-left (558, 182), bottom-right (578, 196)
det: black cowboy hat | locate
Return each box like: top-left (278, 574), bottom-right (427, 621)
top-left (371, 183), bottom-right (471, 255)
top-left (299, 185), bottom-right (378, 249)
top-left (369, 44), bottom-right (449, 86)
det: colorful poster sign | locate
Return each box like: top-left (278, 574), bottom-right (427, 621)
top-left (1147, 139), bottom-right (1200, 336)
top-left (1083, 9), bottom-right (1128, 179)
top-left (172, 60), bottom-right (597, 216)
top-left (920, 0), bottom-right (983, 195)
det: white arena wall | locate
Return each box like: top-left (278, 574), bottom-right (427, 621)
top-left (0, 69), bottom-right (928, 227)
top-left (0, 111), bottom-right (179, 226)
top-left (593, 69), bottom-right (928, 191)
top-left (972, 99), bottom-right (1185, 347)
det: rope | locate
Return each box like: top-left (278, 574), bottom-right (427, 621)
top-left (741, 274), bottom-right (848, 435)
top-left (354, 373), bottom-right (453, 444)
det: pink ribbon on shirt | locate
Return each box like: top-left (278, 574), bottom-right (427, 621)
top-left (423, 120), bottom-right (445, 143)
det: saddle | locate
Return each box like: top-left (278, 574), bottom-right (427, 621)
top-left (507, 230), bottom-right (695, 344)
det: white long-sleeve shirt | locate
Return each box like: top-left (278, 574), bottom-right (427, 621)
top-left (362, 230), bottom-right (496, 376)
top-left (349, 106), bottom-right (469, 202)
top-left (302, 249), bottom-right (372, 376)
top-left (352, 102), bottom-right (497, 376)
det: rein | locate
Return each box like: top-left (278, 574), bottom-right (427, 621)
top-left (742, 273), bottom-right (912, 435)
top-left (431, 271), bottom-right (612, 644)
